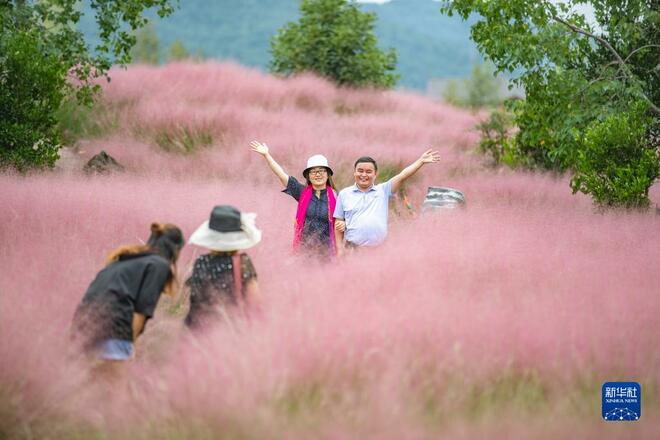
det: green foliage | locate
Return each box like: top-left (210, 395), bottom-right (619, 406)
top-left (464, 62), bottom-right (503, 109)
top-left (131, 21), bottom-right (161, 64)
top-left (0, 0), bottom-right (175, 172)
top-left (476, 108), bottom-right (525, 168)
top-left (441, 79), bottom-right (461, 106)
top-left (56, 97), bottom-right (128, 145)
top-left (56, 98), bottom-right (101, 146)
top-left (270, 0), bottom-right (398, 88)
top-left (442, 0), bottom-right (660, 208)
top-left (155, 127), bottom-right (213, 153)
top-left (24, 0), bottom-right (174, 102)
top-left (0, 10), bottom-right (66, 171)
top-left (168, 39), bottom-right (190, 61)
top-left (443, 62), bottom-right (504, 109)
top-left (571, 104), bottom-right (660, 209)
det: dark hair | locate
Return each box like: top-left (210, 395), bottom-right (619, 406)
top-left (102, 223), bottom-right (184, 297)
top-left (354, 156), bottom-right (378, 171)
top-left (105, 223), bottom-right (184, 265)
top-left (147, 223), bottom-right (185, 263)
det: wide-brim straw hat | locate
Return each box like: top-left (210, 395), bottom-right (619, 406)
top-left (189, 205), bottom-right (262, 251)
top-left (303, 154), bottom-right (333, 178)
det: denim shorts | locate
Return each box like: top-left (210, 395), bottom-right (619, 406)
top-left (95, 339), bottom-right (133, 361)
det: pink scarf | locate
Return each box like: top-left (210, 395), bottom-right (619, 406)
top-left (293, 186), bottom-right (337, 256)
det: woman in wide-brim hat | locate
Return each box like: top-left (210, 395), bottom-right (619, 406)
top-left (250, 140), bottom-right (337, 259)
top-left (184, 205), bottom-right (262, 330)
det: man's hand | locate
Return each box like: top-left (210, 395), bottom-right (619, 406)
top-left (249, 140), bottom-right (269, 156)
top-left (390, 148), bottom-right (441, 193)
top-left (334, 219), bottom-right (345, 257)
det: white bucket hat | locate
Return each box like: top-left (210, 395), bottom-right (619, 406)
top-left (303, 154), bottom-right (333, 178)
top-left (189, 205), bottom-right (262, 251)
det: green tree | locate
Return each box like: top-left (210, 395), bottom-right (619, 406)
top-left (464, 62), bottom-right (503, 109)
top-left (0, 0), bottom-right (175, 171)
top-left (0, 9), bottom-right (66, 171)
top-left (441, 79), bottom-right (461, 106)
top-left (571, 104), bottom-right (659, 209)
top-left (131, 21), bottom-right (161, 64)
top-left (270, 0), bottom-right (398, 88)
top-left (442, 0), bottom-right (660, 208)
top-left (442, 62), bottom-right (504, 109)
top-left (476, 108), bottom-right (521, 167)
top-left (168, 39), bottom-right (190, 61)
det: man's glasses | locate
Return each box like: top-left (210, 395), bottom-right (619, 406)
top-left (308, 168), bottom-right (327, 176)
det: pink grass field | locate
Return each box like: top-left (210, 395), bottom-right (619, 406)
top-left (1, 62), bottom-right (659, 438)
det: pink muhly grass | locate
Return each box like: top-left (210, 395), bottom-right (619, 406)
top-left (2, 61), bottom-right (659, 437)
top-left (2, 170), bottom-right (659, 436)
top-left (81, 62), bottom-right (481, 183)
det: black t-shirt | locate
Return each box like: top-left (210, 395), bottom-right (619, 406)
top-left (72, 253), bottom-right (171, 345)
top-left (184, 253), bottom-right (257, 329)
top-left (283, 176), bottom-right (333, 255)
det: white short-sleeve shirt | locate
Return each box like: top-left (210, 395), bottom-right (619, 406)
top-left (333, 180), bottom-right (393, 246)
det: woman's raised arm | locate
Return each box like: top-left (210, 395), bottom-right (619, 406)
top-left (250, 140), bottom-right (289, 187)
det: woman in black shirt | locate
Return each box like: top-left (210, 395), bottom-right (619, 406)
top-left (72, 223), bottom-right (184, 361)
top-left (250, 140), bottom-right (337, 259)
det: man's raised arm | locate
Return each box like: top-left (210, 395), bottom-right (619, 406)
top-left (389, 149), bottom-right (441, 193)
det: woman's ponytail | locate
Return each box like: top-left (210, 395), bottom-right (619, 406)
top-left (105, 244), bottom-right (151, 265)
top-left (105, 223), bottom-right (184, 266)
top-left (147, 223), bottom-right (184, 263)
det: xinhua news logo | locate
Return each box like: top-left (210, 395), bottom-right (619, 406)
top-left (602, 382), bottom-right (641, 421)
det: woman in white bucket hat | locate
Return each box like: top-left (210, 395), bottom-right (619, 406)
top-left (184, 205), bottom-right (261, 330)
top-left (250, 140), bottom-right (337, 259)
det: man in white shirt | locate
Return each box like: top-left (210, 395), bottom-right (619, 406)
top-left (333, 149), bottom-right (440, 253)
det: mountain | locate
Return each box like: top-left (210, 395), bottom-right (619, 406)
top-left (360, 0), bottom-right (480, 89)
top-left (78, 0), bottom-right (480, 91)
